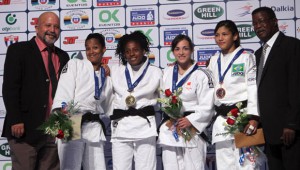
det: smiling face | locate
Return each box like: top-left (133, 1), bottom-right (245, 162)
top-left (35, 12), bottom-right (60, 47)
top-left (173, 39), bottom-right (193, 66)
top-left (124, 41), bottom-right (145, 66)
top-left (252, 11), bottom-right (279, 43)
top-left (85, 38), bottom-right (106, 70)
top-left (215, 26), bottom-right (238, 54)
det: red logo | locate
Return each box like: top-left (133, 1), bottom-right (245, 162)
top-left (30, 18), bottom-right (38, 25)
top-left (63, 37), bottom-right (78, 44)
top-left (0, 0), bottom-right (11, 5)
top-left (101, 56), bottom-right (112, 64)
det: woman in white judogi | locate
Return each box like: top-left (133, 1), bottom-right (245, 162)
top-left (157, 34), bottom-right (215, 170)
top-left (110, 31), bottom-right (162, 170)
top-left (52, 33), bottom-right (113, 170)
top-left (207, 20), bottom-right (260, 170)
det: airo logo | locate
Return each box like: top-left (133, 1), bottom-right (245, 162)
top-left (6, 13), bottom-right (17, 25)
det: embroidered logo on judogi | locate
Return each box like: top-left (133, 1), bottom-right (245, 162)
top-left (231, 63), bottom-right (245, 76)
top-left (62, 63), bottom-right (68, 74)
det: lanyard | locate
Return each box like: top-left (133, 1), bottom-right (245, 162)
top-left (217, 49), bottom-right (244, 84)
top-left (172, 63), bottom-right (198, 92)
top-left (125, 62), bottom-right (150, 92)
top-left (94, 67), bottom-right (106, 100)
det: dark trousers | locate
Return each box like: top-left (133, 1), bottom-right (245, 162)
top-left (8, 137), bottom-right (59, 170)
top-left (265, 136), bottom-right (300, 170)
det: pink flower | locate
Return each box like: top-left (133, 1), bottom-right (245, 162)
top-left (226, 117), bottom-right (235, 125)
top-left (56, 129), bottom-right (64, 139)
top-left (165, 89), bottom-right (172, 97)
top-left (230, 108), bottom-right (239, 117)
top-left (171, 96), bottom-right (178, 104)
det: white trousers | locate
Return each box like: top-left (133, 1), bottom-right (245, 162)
top-left (161, 137), bottom-right (206, 170)
top-left (58, 139), bottom-right (106, 170)
top-left (112, 136), bottom-right (156, 170)
top-left (215, 140), bottom-right (260, 170)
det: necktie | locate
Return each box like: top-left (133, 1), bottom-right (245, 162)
top-left (47, 47), bottom-right (58, 99)
top-left (257, 43), bottom-right (268, 85)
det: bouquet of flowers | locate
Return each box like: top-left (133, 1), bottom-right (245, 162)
top-left (223, 102), bottom-right (266, 168)
top-left (157, 87), bottom-right (195, 141)
top-left (38, 101), bottom-right (79, 141)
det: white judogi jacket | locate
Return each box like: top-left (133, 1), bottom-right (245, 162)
top-left (207, 46), bottom-right (259, 144)
top-left (52, 58), bottom-right (113, 142)
top-left (110, 58), bottom-right (162, 142)
top-left (157, 63), bottom-right (215, 147)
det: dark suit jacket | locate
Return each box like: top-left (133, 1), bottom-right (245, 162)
top-left (1, 37), bottom-right (69, 145)
top-left (255, 32), bottom-right (300, 144)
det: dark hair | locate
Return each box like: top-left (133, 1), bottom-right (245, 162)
top-left (214, 20), bottom-right (240, 47)
top-left (252, 7), bottom-right (277, 19)
top-left (85, 33), bottom-right (106, 48)
top-left (115, 31), bottom-right (150, 65)
top-left (171, 34), bottom-right (194, 52)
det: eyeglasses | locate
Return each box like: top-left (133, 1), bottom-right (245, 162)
top-left (252, 18), bottom-right (273, 27)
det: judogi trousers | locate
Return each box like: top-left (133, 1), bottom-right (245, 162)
top-left (112, 136), bottom-right (156, 170)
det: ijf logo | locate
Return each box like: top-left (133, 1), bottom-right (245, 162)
top-left (64, 10), bottom-right (89, 29)
top-left (194, 4), bottom-right (224, 20)
top-left (0, 0), bottom-right (10, 5)
top-left (237, 3), bottom-right (253, 17)
top-left (4, 35), bottom-right (19, 47)
top-left (197, 50), bottom-right (218, 67)
top-left (31, 0), bottom-right (56, 6)
top-left (6, 13), bottom-right (17, 25)
top-left (97, 0), bottom-right (121, 6)
top-left (237, 24), bottom-right (256, 39)
top-left (164, 30), bottom-right (188, 45)
top-left (130, 10), bottom-right (155, 26)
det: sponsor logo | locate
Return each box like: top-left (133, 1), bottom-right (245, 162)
top-left (4, 35), bottom-right (19, 47)
top-left (271, 5), bottom-right (294, 12)
top-left (130, 10), bottom-right (155, 26)
top-left (30, 17), bottom-right (38, 25)
top-left (164, 29), bottom-right (188, 45)
top-left (0, 0), bottom-right (10, 5)
top-left (63, 10), bottom-right (89, 29)
top-left (237, 24), bottom-right (256, 39)
top-left (197, 50), bottom-right (219, 67)
top-left (167, 49), bottom-right (176, 63)
top-left (194, 4), bottom-right (224, 20)
top-left (97, 0), bottom-right (121, 6)
top-left (148, 53), bottom-right (155, 64)
top-left (66, 0), bottom-right (88, 8)
top-left (231, 63), bottom-right (245, 76)
top-left (6, 13), bottom-right (17, 25)
top-left (164, 9), bottom-right (187, 20)
top-left (63, 36), bottom-right (78, 44)
top-left (201, 29), bottom-right (215, 36)
top-left (0, 143), bottom-right (10, 157)
top-left (98, 9), bottom-right (120, 27)
top-left (98, 29), bottom-right (122, 49)
top-left (279, 22), bottom-right (288, 34)
top-left (237, 3), bottom-right (253, 17)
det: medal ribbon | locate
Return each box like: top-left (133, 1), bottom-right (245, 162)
top-left (94, 67), bottom-right (106, 100)
top-left (172, 63), bottom-right (198, 92)
top-left (217, 49), bottom-right (244, 84)
top-left (125, 62), bottom-right (150, 92)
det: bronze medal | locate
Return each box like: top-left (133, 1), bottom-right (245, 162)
top-left (125, 95), bottom-right (136, 107)
top-left (216, 87), bottom-right (226, 99)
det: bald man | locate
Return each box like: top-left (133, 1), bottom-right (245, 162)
top-left (2, 12), bottom-right (69, 170)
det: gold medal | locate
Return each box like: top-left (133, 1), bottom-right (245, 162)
top-left (216, 87), bottom-right (226, 99)
top-left (125, 95), bottom-right (136, 107)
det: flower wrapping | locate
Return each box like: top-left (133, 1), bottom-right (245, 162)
top-left (157, 87), bottom-right (196, 142)
top-left (38, 101), bottom-right (80, 141)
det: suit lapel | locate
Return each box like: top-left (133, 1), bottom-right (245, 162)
top-left (258, 32), bottom-right (284, 86)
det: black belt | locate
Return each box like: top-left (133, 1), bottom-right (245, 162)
top-left (207, 100), bottom-right (248, 129)
top-left (158, 111), bottom-right (211, 144)
top-left (110, 106), bottom-right (155, 124)
top-left (81, 112), bottom-right (106, 136)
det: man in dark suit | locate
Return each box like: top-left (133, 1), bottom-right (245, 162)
top-left (252, 7), bottom-right (300, 170)
top-left (1, 12), bottom-right (69, 170)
